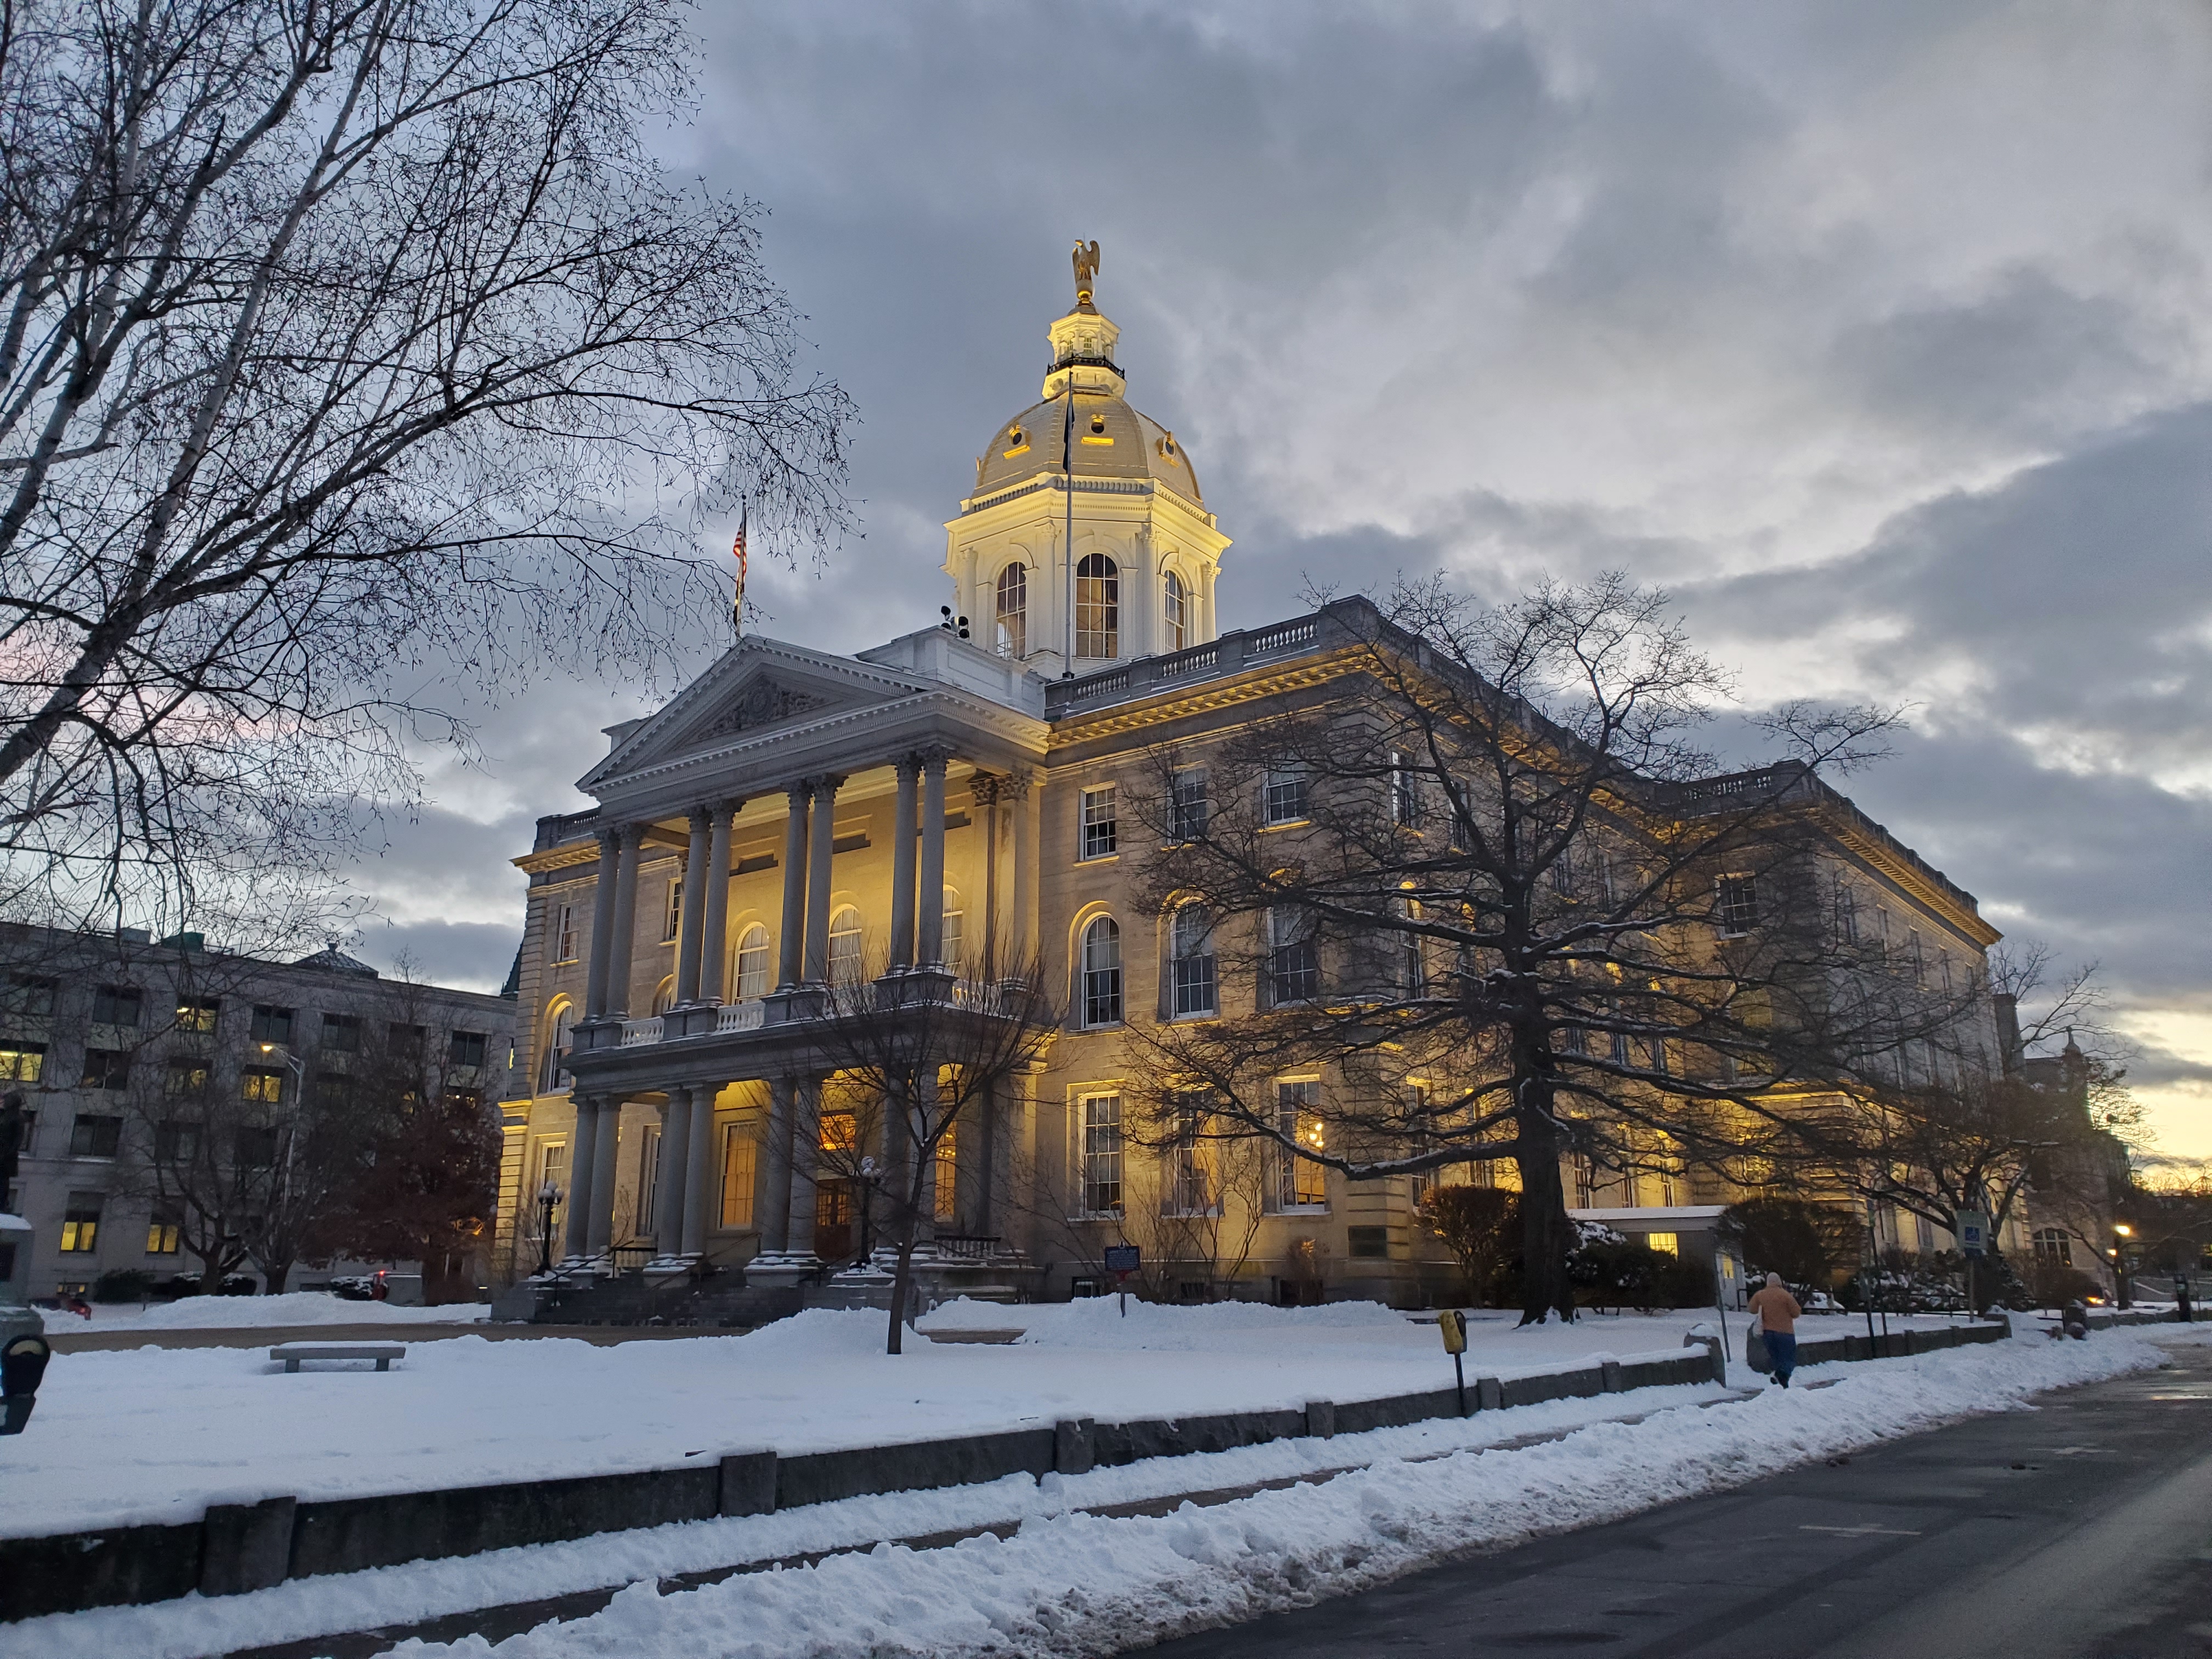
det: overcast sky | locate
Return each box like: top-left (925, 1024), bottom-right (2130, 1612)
top-left (341, 2), bottom-right (2212, 1158)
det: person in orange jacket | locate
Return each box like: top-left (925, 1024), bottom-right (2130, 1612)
top-left (1748, 1271), bottom-right (1803, 1386)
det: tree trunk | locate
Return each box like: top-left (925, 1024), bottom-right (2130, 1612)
top-left (1515, 1104), bottom-right (1578, 1325)
top-left (887, 1237), bottom-right (917, 1356)
top-left (198, 1253), bottom-right (228, 1294)
top-left (261, 1258), bottom-right (293, 1294)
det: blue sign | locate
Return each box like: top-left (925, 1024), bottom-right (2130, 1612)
top-left (1103, 1244), bottom-right (1141, 1276)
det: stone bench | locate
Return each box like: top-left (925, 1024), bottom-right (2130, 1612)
top-left (270, 1342), bottom-right (405, 1373)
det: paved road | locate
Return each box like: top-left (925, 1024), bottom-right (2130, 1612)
top-left (1146, 1335), bottom-right (2212, 1659)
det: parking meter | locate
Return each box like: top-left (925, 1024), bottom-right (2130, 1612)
top-left (1438, 1309), bottom-right (1469, 1415)
top-left (1, 1334), bottom-right (47, 1434)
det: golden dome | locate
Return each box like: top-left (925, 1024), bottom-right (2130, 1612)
top-left (969, 302), bottom-right (1204, 509)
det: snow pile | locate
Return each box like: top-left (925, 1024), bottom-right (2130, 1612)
top-left (391, 1329), bottom-right (2186, 1659)
top-left (926, 1295), bottom-right (1412, 1350)
top-left (42, 1292), bottom-right (487, 1333)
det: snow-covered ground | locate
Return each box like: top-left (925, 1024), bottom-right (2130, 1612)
top-left (10, 1323), bottom-right (2202, 1659)
top-left (39, 1290), bottom-right (489, 1334)
top-left (9, 1297), bottom-right (1983, 1538)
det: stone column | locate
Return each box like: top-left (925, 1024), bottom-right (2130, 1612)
top-left (562, 1096), bottom-right (601, 1259)
top-left (976, 1080), bottom-right (1000, 1239)
top-left (973, 774), bottom-right (1003, 970)
top-left (1008, 771), bottom-right (1039, 968)
top-left (585, 1097), bottom-right (622, 1256)
top-left (802, 775), bottom-right (840, 981)
top-left (584, 829), bottom-right (622, 1018)
top-left (605, 826), bottom-right (646, 1017)
top-left (761, 1076), bottom-right (796, 1252)
top-left (673, 810), bottom-right (713, 1004)
top-left (776, 782), bottom-right (810, 989)
top-left (682, 1082), bottom-right (717, 1257)
top-left (917, 752), bottom-right (950, 967)
top-left (888, 756), bottom-right (921, 971)
top-left (787, 1077), bottom-right (822, 1255)
top-left (653, 1088), bottom-right (692, 1258)
top-left (698, 802), bottom-right (738, 1003)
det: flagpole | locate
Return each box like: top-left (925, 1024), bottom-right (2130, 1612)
top-left (732, 497), bottom-right (748, 640)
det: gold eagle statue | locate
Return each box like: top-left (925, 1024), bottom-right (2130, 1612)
top-left (1072, 240), bottom-right (1100, 306)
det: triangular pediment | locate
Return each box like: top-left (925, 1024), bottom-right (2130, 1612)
top-left (580, 636), bottom-right (931, 792)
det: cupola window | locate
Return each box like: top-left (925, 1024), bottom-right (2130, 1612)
top-left (995, 563), bottom-right (1027, 658)
top-left (1076, 553), bottom-right (1119, 658)
top-left (1002, 425), bottom-right (1028, 456)
top-left (1164, 569), bottom-right (1187, 651)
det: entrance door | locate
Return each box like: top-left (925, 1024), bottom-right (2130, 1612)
top-left (815, 1181), bottom-right (854, 1262)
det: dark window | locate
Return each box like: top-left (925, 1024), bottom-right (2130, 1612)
top-left (320, 1012), bottom-right (361, 1052)
top-left (175, 996), bottom-right (219, 1035)
top-left (444, 1087), bottom-right (483, 1115)
top-left (92, 985), bottom-right (143, 1028)
top-left (1269, 910), bottom-right (1320, 1004)
top-left (388, 1023), bottom-right (426, 1058)
top-left (1171, 904), bottom-right (1216, 1017)
top-left (251, 1005), bottom-right (295, 1045)
top-left (1348, 1226), bottom-right (1391, 1259)
top-left (1264, 768), bottom-right (1309, 826)
top-left (155, 1120), bottom-right (202, 1163)
top-left (80, 1048), bottom-right (130, 1091)
top-left (69, 1114), bottom-right (122, 1158)
top-left (4, 975), bottom-right (57, 1018)
top-left (1716, 875), bottom-right (1758, 937)
top-left (165, 1059), bottom-right (208, 1097)
top-left (1079, 785), bottom-right (1118, 860)
top-left (312, 1073), bottom-right (351, 1109)
top-left (449, 1030), bottom-right (488, 1069)
top-left (60, 1192), bottom-right (103, 1252)
top-left (1171, 769), bottom-right (1210, 840)
top-left (1388, 752), bottom-right (1420, 827)
top-left (235, 1127), bottom-right (279, 1168)
top-left (1081, 917), bottom-right (1123, 1027)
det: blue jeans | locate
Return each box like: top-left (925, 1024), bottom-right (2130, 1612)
top-left (1764, 1330), bottom-right (1797, 1383)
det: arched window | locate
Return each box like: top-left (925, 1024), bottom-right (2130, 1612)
top-left (1081, 915), bottom-right (1123, 1026)
top-left (1163, 569), bottom-right (1187, 652)
top-left (539, 1002), bottom-right (575, 1093)
top-left (652, 977), bottom-right (678, 1015)
top-left (995, 563), bottom-right (1027, 658)
top-left (734, 923), bottom-right (770, 1000)
top-left (1170, 902), bottom-right (1215, 1017)
top-left (2033, 1227), bottom-right (2073, 1267)
top-left (828, 905), bottom-right (864, 983)
top-left (942, 889), bottom-right (964, 977)
top-left (1075, 553), bottom-right (1119, 658)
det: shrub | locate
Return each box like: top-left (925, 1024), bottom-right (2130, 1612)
top-left (92, 1268), bottom-right (157, 1303)
top-left (1420, 1186), bottom-right (1521, 1307)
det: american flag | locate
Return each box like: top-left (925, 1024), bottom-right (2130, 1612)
top-left (731, 504), bottom-right (748, 632)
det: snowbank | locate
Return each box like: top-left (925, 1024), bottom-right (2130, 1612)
top-left (13, 1325), bottom-right (2199, 1659)
top-left (41, 1291), bottom-right (488, 1333)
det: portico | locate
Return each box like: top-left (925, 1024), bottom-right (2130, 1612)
top-left (541, 629), bottom-right (1048, 1272)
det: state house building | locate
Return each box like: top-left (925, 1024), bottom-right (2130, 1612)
top-left (496, 261), bottom-right (2010, 1306)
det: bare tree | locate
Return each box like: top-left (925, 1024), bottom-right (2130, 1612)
top-left (807, 952), bottom-right (1060, 1353)
top-left (1126, 581), bottom-right (1954, 1324)
top-left (0, 0), bottom-right (851, 936)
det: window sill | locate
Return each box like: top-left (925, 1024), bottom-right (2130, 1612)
top-left (1075, 852), bottom-right (1121, 866)
top-left (1077, 1021), bottom-right (1125, 1034)
top-left (1267, 1204), bottom-right (1330, 1216)
top-left (1260, 820), bottom-right (1310, 832)
top-left (1167, 1010), bottom-right (1218, 1024)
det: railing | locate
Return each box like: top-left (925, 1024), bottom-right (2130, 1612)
top-left (1246, 617), bottom-right (1319, 656)
top-left (1066, 669), bottom-right (1130, 704)
top-left (1154, 641), bottom-right (1218, 681)
top-left (715, 1000), bottom-right (765, 1033)
top-left (932, 1233), bottom-right (1003, 1261)
top-left (619, 1017), bottom-right (663, 1046)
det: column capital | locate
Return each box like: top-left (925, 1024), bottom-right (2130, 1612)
top-left (713, 796), bottom-right (746, 819)
top-left (812, 772), bottom-right (847, 795)
top-left (616, 821), bottom-right (647, 851)
top-left (595, 823), bottom-right (622, 854)
top-left (1003, 767), bottom-right (1036, 800)
top-left (895, 753), bottom-right (925, 783)
top-left (968, 771), bottom-right (1007, 806)
top-left (687, 805), bottom-right (716, 833)
top-left (915, 744), bottom-right (956, 772)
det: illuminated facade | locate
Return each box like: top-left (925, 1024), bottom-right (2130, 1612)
top-left (496, 262), bottom-right (2015, 1307)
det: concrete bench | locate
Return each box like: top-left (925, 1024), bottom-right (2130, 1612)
top-left (270, 1342), bottom-right (404, 1373)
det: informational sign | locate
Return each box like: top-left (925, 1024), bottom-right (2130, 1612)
top-left (1954, 1210), bottom-right (1989, 1257)
top-left (1103, 1244), bottom-right (1141, 1276)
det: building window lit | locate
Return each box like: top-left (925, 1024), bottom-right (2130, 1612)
top-left (60, 1192), bottom-right (103, 1253)
top-left (1272, 1081), bottom-right (1327, 1210)
top-left (827, 906), bottom-right (864, 983)
top-left (1163, 569), bottom-right (1188, 651)
top-left (735, 924), bottom-right (770, 1000)
top-left (721, 1126), bottom-right (756, 1229)
top-left (1644, 1231), bottom-right (1680, 1257)
top-left (995, 563), bottom-right (1027, 658)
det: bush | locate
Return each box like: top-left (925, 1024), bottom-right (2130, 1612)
top-left (1420, 1186), bottom-right (1521, 1307)
top-left (92, 1268), bottom-right (157, 1303)
top-left (1725, 1198), bottom-right (1863, 1296)
top-left (1571, 1242), bottom-right (1718, 1312)
top-left (2029, 1262), bottom-right (2102, 1311)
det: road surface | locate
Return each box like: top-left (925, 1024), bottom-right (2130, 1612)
top-left (1145, 1333), bottom-right (2212, 1659)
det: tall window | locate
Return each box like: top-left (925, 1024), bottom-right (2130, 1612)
top-left (1079, 784), bottom-right (1118, 859)
top-left (942, 892), bottom-right (964, 977)
top-left (734, 924), bottom-right (771, 999)
top-left (553, 902), bottom-right (578, 963)
top-left (1166, 1099), bottom-right (1212, 1215)
top-left (935, 1121), bottom-right (958, 1221)
top-left (828, 906), bottom-right (864, 983)
top-left (1388, 751), bottom-right (1420, 827)
top-left (1171, 903), bottom-right (1216, 1017)
top-left (663, 878), bottom-right (684, 942)
top-left (1716, 874), bottom-right (1758, 937)
top-left (541, 1003), bottom-right (575, 1092)
top-left (536, 1139), bottom-right (567, 1220)
top-left (450, 1030), bottom-right (488, 1069)
top-left (1400, 895), bottom-right (1427, 995)
top-left (1081, 916), bottom-right (1124, 1026)
top-left (637, 1126), bottom-right (661, 1234)
top-left (1075, 552), bottom-right (1119, 658)
top-left (721, 1126), bottom-right (756, 1228)
top-left (60, 1192), bottom-right (102, 1253)
top-left (1081, 1094), bottom-right (1124, 1214)
top-left (1264, 766), bottom-right (1309, 826)
top-left (1273, 1081), bottom-right (1327, 1210)
top-left (1171, 768), bottom-right (1209, 840)
top-left (995, 563), bottom-right (1027, 658)
top-left (1163, 569), bottom-right (1188, 651)
top-left (1833, 883), bottom-right (1858, 944)
top-left (1404, 1082), bottom-right (1433, 1205)
top-left (1269, 907), bottom-right (1319, 1004)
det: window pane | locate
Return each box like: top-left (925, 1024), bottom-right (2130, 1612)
top-left (1082, 1095), bottom-right (1123, 1214)
top-left (1265, 768), bottom-right (1308, 825)
top-left (1080, 785), bottom-right (1118, 859)
top-left (70, 1114), bottom-right (122, 1157)
top-left (995, 563), bottom-right (1027, 658)
top-left (720, 1127), bottom-right (756, 1228)
top-left (0, 1043), bottom-right (42, 1084)
top-left (1171, 769), bottom-right (1209, 839)
top-left (92, 985), bottom-right (143, 1026)
top-left (828, 907), bottom-right (864, 983)
top-left (1082, 917), bottom-right (1122, 1026)
top-left (1075, 554), bottom-right (1119, 658)
top-left (736, 926), bottom-right (771, 999)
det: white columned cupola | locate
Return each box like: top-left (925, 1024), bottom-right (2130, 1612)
top-left (943, 245), bottom-right (1231, 681)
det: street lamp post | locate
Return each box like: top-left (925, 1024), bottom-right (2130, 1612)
top-left (2113, 1224), bottom-right (2134, 1311)
top-left (256, 1042), bottom-right (308, 1291)
top-left (535, 1181), bottom-right (561, 1277)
